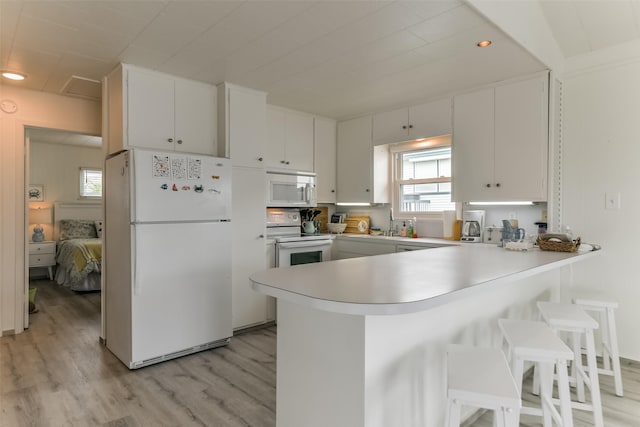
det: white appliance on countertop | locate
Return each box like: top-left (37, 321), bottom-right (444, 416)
top-left (105, 149), bottom-right (232, 369)
top-left (266, 171), bottom-right (317, 208)
top-left (461, 210), bottom-right (485, 243)
top-left (266, 207), bottom-right (332, 267)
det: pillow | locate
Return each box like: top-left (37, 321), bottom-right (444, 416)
top-left (59, 219), bottom-right (97, 240)
top-left (94, 220), bottom-right (104, 239)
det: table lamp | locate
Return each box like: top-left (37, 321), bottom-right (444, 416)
top-left (29, 207), bottom-right (52, 242)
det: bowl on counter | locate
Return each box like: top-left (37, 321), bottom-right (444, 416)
top-left (327, 223), bottom-right (347, 234)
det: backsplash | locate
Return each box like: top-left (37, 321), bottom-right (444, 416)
top-left (319, 203), bottom-right (548, 240)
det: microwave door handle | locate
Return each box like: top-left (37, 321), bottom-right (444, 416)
top-left (278, 241), bottom-right (332, 249)
top-left (304, 184), bottom-right (310, 203)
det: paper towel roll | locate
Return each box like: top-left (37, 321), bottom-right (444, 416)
top-left (443, 210), bottom-right (457, 238)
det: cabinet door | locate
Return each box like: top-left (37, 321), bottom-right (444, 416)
top-left (227, 86), bottom-right (266, 168)
top-left (337, 116), bottom-right (373, 203)
top-left (372, 107), bottom-right (408, 145)
top-left (494, 76), bottom-right (548, 201)
top-left (315, 117), bottom-right (337, 203)
top-left (452, 88), bottom-right (495, 202)
top-left (174, 79), bottom-right (217, 155)
top-left (409, 98), bottom-right (452, 140)
top-left (266, 106), bottom-right (287, 169)
top-left (127, 68), bottom-right (175, 151)
top-left (231, 166), bottom-right (268, 329)
top-left (284, 111), bottom-right (314, 172)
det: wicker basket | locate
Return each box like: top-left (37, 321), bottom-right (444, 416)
top-left (537, 236), bottom-right (581, 252)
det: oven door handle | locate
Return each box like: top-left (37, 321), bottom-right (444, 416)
top-left (278, 240), bottom-right (332, 249)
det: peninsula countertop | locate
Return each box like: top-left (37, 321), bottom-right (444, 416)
top-left (250, 245), bottom-right (600, 316)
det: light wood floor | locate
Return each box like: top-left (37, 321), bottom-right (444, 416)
top-left (1, 279), bottom-right (276, 427)
top-left (3, 280), bottom-right (639, 426)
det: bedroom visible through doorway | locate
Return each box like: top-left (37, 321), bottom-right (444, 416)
top-left (25, 127), bottom-right (103, 331)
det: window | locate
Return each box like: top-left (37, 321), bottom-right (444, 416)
top-left (79, 168), bottom-right (102, 198)
top-left (392, 138), bottom-right (455, 215)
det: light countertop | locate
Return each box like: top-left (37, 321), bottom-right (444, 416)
top-left (250, 245), bottom-right (600, 315)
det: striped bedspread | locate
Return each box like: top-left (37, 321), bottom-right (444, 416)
top-left (56, 238), bottom-right (102, 285)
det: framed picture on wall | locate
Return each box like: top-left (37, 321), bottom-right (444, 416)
top-left (28, 184), bottom-right (44, 201)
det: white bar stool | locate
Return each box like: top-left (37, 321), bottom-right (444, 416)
top-left (537, 301), bottom-right (604, 427)
top-left (573, 295), bottom-right (623, 397)
top-left (445, 344), bottom-right (521, 427)
top-left (498, 319), bottom-right (574, 427)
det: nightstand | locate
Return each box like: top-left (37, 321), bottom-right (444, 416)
top-left (29, 241), bottom-right (56, 280)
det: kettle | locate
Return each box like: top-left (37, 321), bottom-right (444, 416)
top-left (302, 221), bottom-right (316, 234)
top-left (501, 220), bottom-right (525, 244)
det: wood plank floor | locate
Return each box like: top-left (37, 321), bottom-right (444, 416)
top-left (3, 279), bottom-right (639, 426)
top-left (1, 279), bottom-right (276, 427)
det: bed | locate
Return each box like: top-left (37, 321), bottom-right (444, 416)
top-left (53, 202), bottom-right (103, 291)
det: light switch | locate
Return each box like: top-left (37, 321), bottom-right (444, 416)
top-left (605, 192), bottom-right (620, 210)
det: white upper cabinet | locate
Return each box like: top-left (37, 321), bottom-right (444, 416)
top-left (106, 64), bottom-right (217, 155)
top-left (337, 116), bottom-right (389, 204)
top-left (372, 98), bottom-right (452, 145)
top-left (452, 73), bottom-right (549, 202)
top-left (314, 116), bottom-right (337, 203)
top-left (266, 106), bottom-right (314, 172)
top-left (217, 83), bottom-right (267, 168)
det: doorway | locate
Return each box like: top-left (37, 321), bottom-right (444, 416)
top-left (25, 126), bottom-right (103, 330)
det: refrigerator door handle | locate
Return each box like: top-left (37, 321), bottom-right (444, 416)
top-left (132, 229), bottom-right (140, 296)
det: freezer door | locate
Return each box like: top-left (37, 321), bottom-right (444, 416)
top-left (131, 149), bottom-right (231, 223)
top-left (130, 221), bottom-right (232, 363)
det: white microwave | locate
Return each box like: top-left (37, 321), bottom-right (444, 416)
top-left (266, 171), bottom-right (317, 208)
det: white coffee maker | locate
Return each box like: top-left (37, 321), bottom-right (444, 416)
top-left (461, 210), bottom-right (485, 242)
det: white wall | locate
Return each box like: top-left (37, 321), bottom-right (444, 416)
top-left (0, 84), bottom-right (101, 334)
top-left (562, 59), bottom-right (640, 360)
top-left (30, 141), bottom-right (102, 203)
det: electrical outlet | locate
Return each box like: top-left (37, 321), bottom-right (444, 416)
top-left (605, 192), bottom-right (620, 210)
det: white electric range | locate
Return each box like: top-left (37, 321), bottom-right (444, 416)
top-left (266, 208), bottom-right (332, 267)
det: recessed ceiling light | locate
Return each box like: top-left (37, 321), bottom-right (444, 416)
top-left (476, 40), bottom-right (492, 48)
top-left (2, 71), bottom-right (26, 81)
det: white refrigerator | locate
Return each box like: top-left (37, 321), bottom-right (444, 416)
top-left (105, 149), bottom-right (232, 369)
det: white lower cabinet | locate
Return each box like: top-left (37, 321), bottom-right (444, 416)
top-left (332, 239), bottom-right (397, 259)
top-left (232, 167), bottom-right (269, 330)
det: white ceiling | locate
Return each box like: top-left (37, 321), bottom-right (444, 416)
top-left (539, 0), bottom-right (640, 59)
top-left (2, 0), bottom-right (548, 120)
top-left (27, 126), bottom-right (102, 147)
top-left (2, 1), bottom-right (639, 123)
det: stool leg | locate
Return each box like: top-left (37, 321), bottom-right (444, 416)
top-left (606, 307), bottom-right (624, 397)
top-left (600, 309), bottom-right (611, 372)
top-left (510, 356), bottom-right (524, 397)
top-left (538, 362), bottom-right (554, 427)
top-left (556, 358), bottom-right (574, 427)
top-left (502, 407), bottom-right (520, 427)
top-left (585, 329), bottom-right (604, 427)
top-left (446, 398), bottom-right (461, 427)
top-left (571, 331), bottom-right (585, 403)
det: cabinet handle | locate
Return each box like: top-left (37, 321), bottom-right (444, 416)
top-left (177, 139), bottom-right (183, 144)
top-left (285, 161), bottom-right (290, 165)
top-left (331, 189), bottom-right (335, 193)
top-left (402, 125), bottom-right (407, 129)
top-left (167, 138), bottom-right (173, 143)
top-left (281, 160), bottom-right (286, 164)
top-left (409, 124), bottom-right (413, 129)
top-left (486, 183), bottom-right (491, 188)
top-left (258, 157), bottom-right (263, 162)
top-left (495, 183), bottom-right (501, 188)
top-left (259, 234), bottom-right (265, 239)
top-left (366, 189), bottom-right (370, 192)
